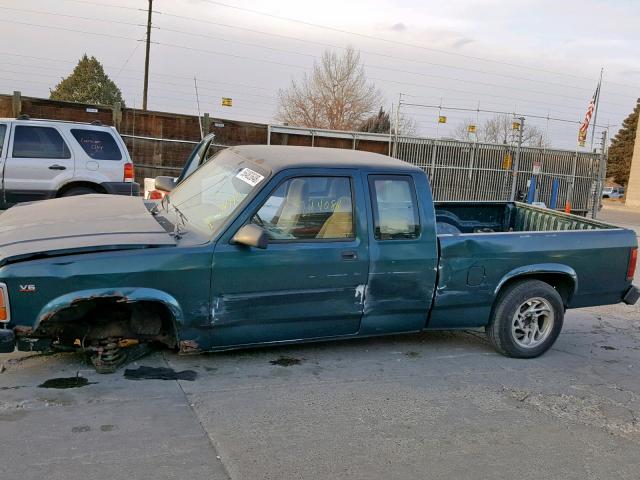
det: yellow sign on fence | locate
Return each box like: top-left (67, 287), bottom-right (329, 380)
top-left (502, 153), bottom-right (512, 170)
top-left (221, 97), bottom-right (233, 107)
top-left (512, 121), bottom-right (521, 131)
top-left (467, 124), bottom-right (476, 133)
top-left (438, 115), bottom-right (447, 124)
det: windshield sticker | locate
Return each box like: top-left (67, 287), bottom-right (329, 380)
top-left (236, 168), bottom-right (264, 187)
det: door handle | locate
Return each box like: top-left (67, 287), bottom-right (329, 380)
top-left (48, 164), bottom-right (66, 170)
top-left (341, 250), bottom-right (357, 260)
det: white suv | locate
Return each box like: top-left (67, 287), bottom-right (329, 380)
top-left (0, 117), bottom-right (139, 207)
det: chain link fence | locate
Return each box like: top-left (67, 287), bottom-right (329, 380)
top-left (394, 136), bottom-right (603, 215)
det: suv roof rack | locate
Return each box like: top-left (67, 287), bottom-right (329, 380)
top-left (90, 120), bottom-right (103, 126)
top-left (16, 114), bottom-right (30, 120)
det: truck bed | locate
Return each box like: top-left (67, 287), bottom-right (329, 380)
top-left (435, 202), bottom-right (616, 234)
top-left (429, 201), bottom-right (634, 330)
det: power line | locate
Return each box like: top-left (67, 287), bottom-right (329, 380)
top-left (155, 41), bottom-right (308, 70)
top-left (0, 51), bottom-right (275, 93)
top-left (371, 76), bottom-right (629, 116)
top-left (0, 18), bottom-right (141, 41)
top-left (0, 67), bottom-right (278, 109)
top-left (0, 9), bottom-right (633, 127)
top-left (0, 46), bottom-right (626, 129)
top-left (400, 101), bottom-right (613, 128)
top-left (154, 25), bottom-right (315, 59)
top-left (155, 10), bottom-right (636, 98)
top-left (10, 3), bottom-right (621, 105)
top-left (0, 54), bottom-right (279, 100)
top-left (2, 9), bottom-right (634, 113)
top-left (151, 19), bottom-right (632, 107)
top-left (43, 0), bottom-right (640, 94)
top-left (399, 93), bottom-right (624, 120)
top-left (201, 0), bottom-right (640, 89)
top-left (0, 6), bottom-right (145, 27)
top-left (60, 0), bottom-right (146, 12)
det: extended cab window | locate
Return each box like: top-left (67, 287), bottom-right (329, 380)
top-left (252, 176), bottom-right (354, 241)
top-left (71, 129), bottom-right (122, 160)
top-left (12, 126), bottom-right (71, 159)
top-left (369, 175), bottom-right (420, 240)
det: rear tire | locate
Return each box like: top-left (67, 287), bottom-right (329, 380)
top-left (60, 187), bottom-right (97, 197)
top-left (486, 279), bottom-right (564, 358)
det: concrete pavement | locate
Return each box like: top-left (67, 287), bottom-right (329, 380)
top-left (1, 204), bottom-right (640, 479)
top-left (1, 303), bottom-right (640, 480)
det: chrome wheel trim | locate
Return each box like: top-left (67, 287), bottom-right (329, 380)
top-left (511, 297), bottom-right (554, 349)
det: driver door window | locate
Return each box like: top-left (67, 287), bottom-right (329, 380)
top-left (252, 176), bottom-right (354, 241)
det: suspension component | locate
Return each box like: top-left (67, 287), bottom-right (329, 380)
top-left (87, 338), bottom-right (126, 374)
top-left (86, 338), bottom-right (154, 374)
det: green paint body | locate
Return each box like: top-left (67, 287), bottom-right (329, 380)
top-left (1, 150), bottom-right (635, 353)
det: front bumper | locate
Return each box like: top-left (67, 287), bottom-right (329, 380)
top-left (623, 285), bottom-right (640, 305)
top-left (0, 327), bottom-right (15, 353)
top-left (101, 182), bottom-right (141, 197)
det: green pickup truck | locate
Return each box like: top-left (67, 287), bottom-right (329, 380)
top-left (0, 145), bottom-right (637, 372)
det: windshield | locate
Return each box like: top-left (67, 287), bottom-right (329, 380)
top-left (168, 149), bottom-right (269, 236)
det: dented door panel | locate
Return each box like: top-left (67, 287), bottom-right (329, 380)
top-left (360, 173), bottom-right (439, 335)
top-left (208, 168), bottom-right (369, 347)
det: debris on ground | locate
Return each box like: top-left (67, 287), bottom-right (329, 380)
top-left (124, 366), bottom-right (197, 381)
top-left (270, 356), bottom-right (302, 367)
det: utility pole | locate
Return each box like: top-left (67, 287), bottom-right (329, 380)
top-left (510, 116), bottom-right (525, 201)
top-left (142, 0), bottom-right (153, 111)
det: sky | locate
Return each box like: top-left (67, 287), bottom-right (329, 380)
top-left (0, 0), bottom-right (638, 150)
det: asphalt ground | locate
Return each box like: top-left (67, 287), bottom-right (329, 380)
top-left (1, 204), bottom-right (639, 480)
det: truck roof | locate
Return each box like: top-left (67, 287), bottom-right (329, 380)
top-left (228, 145), bottom-right (420, 173)
top-left (0, 117), bottom-right (114, 129)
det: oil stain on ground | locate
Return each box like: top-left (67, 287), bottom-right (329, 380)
top-left (270, 356), bottom-right (302, 367)
top-left (38, 377), bottom-right (96, 389)
top-left (124, 366), bottom-right (197, 381)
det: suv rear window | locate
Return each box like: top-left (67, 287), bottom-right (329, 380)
top-left (13, 126), bottom-right (71, 159)
top-left (71, 129), bottom-right (122, 160)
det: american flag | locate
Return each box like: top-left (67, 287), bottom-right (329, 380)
top-left (578, 84), bottom-right (600, 144)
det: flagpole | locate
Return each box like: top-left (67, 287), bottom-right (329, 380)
top-left (589, 68), bottom-right (603, 151)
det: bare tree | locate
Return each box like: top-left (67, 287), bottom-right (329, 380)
top-left (452, 114), bottom-right (549, 147)
top-left (277, 47), bottom-right (382, 130)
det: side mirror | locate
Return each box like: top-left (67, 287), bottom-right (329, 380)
top-left (232, 224), bottom-right (268, 249)
top-left (155, 176), bottom-right (177, 193)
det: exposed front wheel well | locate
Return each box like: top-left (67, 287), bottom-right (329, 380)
top-left (56, 181), bottom-right (106, 197)
top-left (32, 298), bottom-right (178, 349)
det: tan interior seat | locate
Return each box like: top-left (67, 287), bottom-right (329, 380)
top-left (317, 196), bottom-right (353, 239)
top-left (275, 178), bottom-right (308, 233)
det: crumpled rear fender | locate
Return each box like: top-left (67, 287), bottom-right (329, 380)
top-left (494, 263), bottom-right (578, 301)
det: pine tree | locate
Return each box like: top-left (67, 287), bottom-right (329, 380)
top-left (50, 54), bottom-right (125, 106)
top-left (359, 108), bottom-right (391, 133)
top-left (607, 99), bottom-right (639, 185)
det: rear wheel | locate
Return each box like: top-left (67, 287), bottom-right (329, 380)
top-left (61, 187), bottom-right (97, 197)
top-left (486, 279), bottom-right (564, 358)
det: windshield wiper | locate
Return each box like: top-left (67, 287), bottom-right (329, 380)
top-left (171, 203), bottom-right (189, 239)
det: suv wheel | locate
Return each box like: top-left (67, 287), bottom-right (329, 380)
top-left (61, 187), bottom-right (97, 197)
top-left (486, 279), bottom-right (564, 358)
